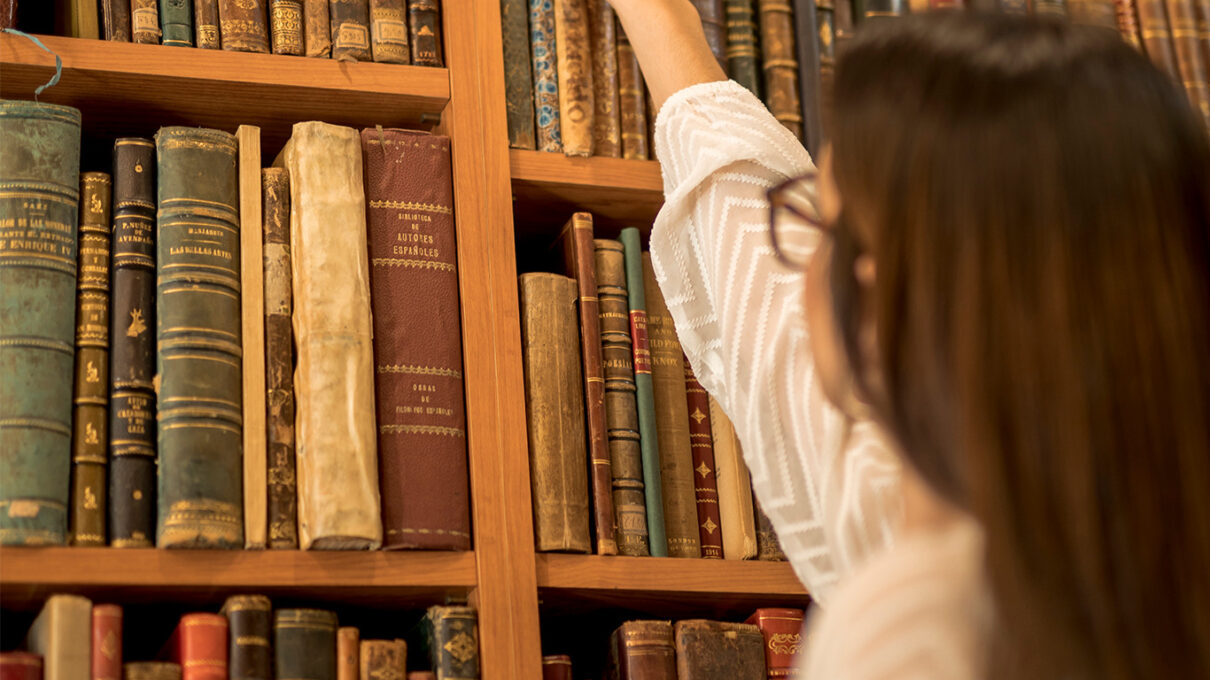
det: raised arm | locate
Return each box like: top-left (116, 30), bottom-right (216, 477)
top-left (607, 0), bottom-right (726, 111)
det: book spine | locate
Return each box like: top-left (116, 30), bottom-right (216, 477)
top-left (26, 594), bottom-right (92, 680)
top-left (0, 101), bottom-right (81, 547)
top-left (615, 22), bottom-right (649, 160)
top-left (261, 168), bottom-right (298, 549)
top-left (337, 628), bottom-right (358, 680)
top-left (122, 664), bottom-right (179, 680)
top-left (0, 654), bottom-right (42, 680)
top-left (725, 0), bottom-right (762, 98)
top-left (56, 0), bottom-right (101, 38)
top-left (519, 273), bottom-right (592, 553)
top-left (132, 0), bottom-right (163, 42)
top-left (270, 0), bottom-right (305, 53)
top-left (753, 496), bottom-right (786, 560)
top-left (744, 608), bottom-right (804, 678)
top-left (814, 0), bottom-right (835, 152)
top-left (589, 0), bottom-right (621, 157)
top-left (683, 360), bottom-right (722, 559)
top-left (304, 0), bottom-right (332, 56)
top-left (369, 0), bottom-right (409, 63)
top-left (195, 0), bottom-right (222, 46)
top-left (91, 605), bottom-right (122, 680)
top-left (408, 0), bottom-right (443, 66)
top-left (236, 126), bottom-right (267, 550)
top-left (541, 656), bottom-right (572, 680)
top-left (330, 0), bottom-right (372, 60)
top-left (102, 0), bottom-right (132, 39)
top-left (1164, 0), bottom-right (1210, 126)
top-left (171, 615), bottom-right (227, 680)
top-left (361, 129), bottom-right (471, 551)
top-left (530, 0), bottom-right (564, 152)
top-left (502, 0), bottom-right (536, 148)
top-left (1198, 0), bottom-right (1210, 72)
top-left (555, 0), bottom-right (595, 157)
top-left (274, 610), bottom-right (337, 680)
top-left (645, 87), bottom-right (657, 152)
top-left (1068, 0), bottom-right (1118, 29)
top-left (1115, 0), bottom-right (1145, 49)
top-left (358, 641), bottom-right (404, 680)
top-left (219, 0), bottom-right (270, 51)
top-left (710, 396), bottom-right (756, 559)
top-left (609, 621), bottom-right (676, 680)
top-left (70, 172), bottom-right (112, 547)
top-left (1136, 0), bottom-right (1182, 79)
top-left (618, 228), bottom-right (668, 557)
top-left (692, 0), bottom-right (728, 70)
top-left (154, 126), bottom-right (244, 549)
top-left (673, 621), bottom-right (766, 680)
top-left (861, 0), bottom-right (906, 17)
top-left (160, 0), bottom-right (194, 46)
top-left (759, 0), bottom-right (803, 140)
top-left (224, 596), bottom-right (271, 680)
top-left (1033, 0), bottom-right (1069, 15)
top-left (0, 0), bottom-right (14, 29)
top-left (424, 606), bottom-right (479, 680)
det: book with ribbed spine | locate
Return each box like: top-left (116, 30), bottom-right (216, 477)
top-left (530, 0), bottom-right (563, 152)
top-left (726, 0), bottom-right (762, 97)
top-left (423, 606), bottom-right (479, 680)
top-left (759, 0), bottom-right (803, 140)
top-left (369, 0), bottom-right (409, 63)
top-left (1136, 0), bottom-right (1181, 79)
top-left (219, 0), bottom-right (270, 52)
top-left (1114, 0), bottom-right (1145, 48)
top-left (102, 0), bottom-right (132, 39)
top-left (608, 621), bottom-right (675, 680)
top-left (589, 0), bottom-right (621, 157)
top-left (745, 608), bottom-right (804, 678)
top-left (164, 614), bottom-right (227, 680)
top-left (223, 595), bottom-right (271, 680)
top-left (408, 0), bottom-right (442, 66)
top-left (305, 0), bottom-right (332, 56)
top-left (0, 100), bottom-right (81, 547)
top-left (237, 126), bottom-right (267, 550)
top-left (673, 620), bottom-right (766, 680)
top-left (92, 605), bottom-right (122, 680)
top-left (270, 0), bottom-right (304, 53)
top-left (359, 641), bottom-right (405, 680)
top-left (683, 359), bottom-right (722, 559)
top-left (330, 0), bottom-right (372, 60)
top-left (337, 628), bottom-right (358, 680)
top-left (275, 610), bottom-right (337, 680)
top-left (541, 656), bottom-right (571, 680)
top-left (132, 0), bottom-right (162, 42)
top-left (616, 23), bottom-right (648, 160)
top-left (693, 0), bottom-right (727, 70)
top-left (555, 0), bottom-right (595, 157)
top-left (1163, 0), bottom-right (1210, 126)
top-left (25, 594), bottom-right (91, 680)
top-left (709, 396), bottom-right (756, 559)
top-left (160, 0), bottom-right (194, 46)
top-left (195, 0), bottom-right (222, 46)
top-left (502, 0), bottom-right (535, 147)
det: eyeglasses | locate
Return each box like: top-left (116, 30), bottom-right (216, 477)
top-left (767, 172), bottom-right (829, 269)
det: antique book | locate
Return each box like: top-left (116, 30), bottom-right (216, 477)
top-left (108, 137), bottom-right (157, 549)
top-left (222, 595), bottom-right (271, 680)
top-left (618, 228), bottom-right (667, 557)
top-left (556, 214), bottom-right (618, 555)
top-left (1033, 0), bottom-right (1068, 14)
top-left (541, 656), bottom-right (571, 680)
top-left (54, 0), bottom-right (100, 37)
top-left (555, 0), bottom-right (595, 156)
top-left (122, 666), bottom-right (178, 680)
top-left (194, 0), bottom-right (222, 46)
top-left (1067, 0), bottom-right (1118, 29)
top-left (683, 359), bottom-right (722, 559)
top-left (861, 0), bottom-right (907, 16)
top-left (710, 396), bottom-right (756, 559)
top-left (159, 0), bottom-right (193, 46)
top-left (811, 0), bottom-right (832, 154)
top-left (330, 0), bottom-right (372, 60)
top-left (261, 167), bottom-right (298, 549)
top-left (607, 621), bottom-right (675, 680)
top-left (593, 239), bottom-right (649, 556)
top-left (753, 496), bottom-right (786, 560)
top-left (642, 254), bottom-right (701, 559)
top-left (102, 0), bottom-right (132, 39)
top-left (408, 0), bottom-right (442, 66)
top-left (673, 620), bottom-right (765, 680)
top-left (369, 0), bottom-right (409, 63)
top-left (693, 0), bottom-right (727, 70)
top-left (131, 0), bottom-right (162, 42)
top-left (726, 0), bottom-right (762, 97)
top-left (237, 126), bottom-right (267, 550)
top-left (304, 0), bottom-right (332, 56)
top-left (744, 608), bottom-right (804, 679)
top-left (69, 172), bottom-right (112, 547)
top-left (275, 610), bottom-right (337, 680)
top-left (275, 121), bottom-right (382, 550)
top-left (0, 101), bottom-right (81, 547)
top-left (91, 605), bottom-right (122, 680)
top-left (758, 0), bottom-right (803, 140)
top-left (645, 88), bottom-right (657, 151)
top-left (155, 126), bottom-right (244, 549)
top-left (423, 606), bottom-right (479, 680)
top-left (337, 628), bottom-right (358, 680)
top-left (362, 128), bottom-right (471, 551)
top-left (588, 0), bottom-right (621, 157)
top-left (24, 594), bottom-right (92, 680)
top-left (616, 23), bottom-right (648, 160)
top-left (501, 0), bottom-right (536, 148)
top-left (270, 0), bottom-right (305, 54)
top-left (219, 0), bottom-right (270, 51)
top-left (519, 272), bottom-right (592, 553)
top-left (1198, 0), bottom-right (1210, 69)
top-left (530, 0), bottom-right (563, 152)
top-left (1115, 0), bottom-right (1144, 49)
top-left (1164, 0), bottom-right (1210, 125)
top-left (1136, 0), bottom-right (1181, 79)
top-left (359, 641), bottom-right (405, 680)
top-left (0, 0), bottom-right (15, 29)
top-left (0, 654), bottom-right (42, 680)
top-left (164, 614), bottom-right (227, 680)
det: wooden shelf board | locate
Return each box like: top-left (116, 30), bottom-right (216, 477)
top-left (509, 150), bottom-right (664, 235)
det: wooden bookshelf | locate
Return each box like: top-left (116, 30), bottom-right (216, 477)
top-left (510, 149), bottom-right (664, 234)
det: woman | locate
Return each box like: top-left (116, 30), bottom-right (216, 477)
top-left (607, 3), bottom-right (1210, 678)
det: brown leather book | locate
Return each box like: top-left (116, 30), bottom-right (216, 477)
top-left (102, 0), bottom-right (132, 39)
top-left (814, 0), bottom-right (835, 150)
top-left (519, 272), bottom-right (592, 553)
top-left (589, 0), bottom-right (622, 157)
top-left (556, 214), bottom-right (618, 555)
top-left (759, 0), bottom-right (804, 140)
top-left (369, 0), bottom-right (409, 63)
top-left (710, 396), bottom-right (756, 559)
top-left (123, 664), bottom-right (180, 680)
top-left (726, 0), bottom-right (763, 97)
top-left (92, 604), bottom-right (122, 680)
top-left (1068, 0), bottom-right (1118, 29)
top-left (541, 655), bottom-right (572, 680)
top-left (164, 614), bottom-right (227, 680)
top-left (683, 359), bottom-right (723, 559)
top-left (642, 254), bottom-right (701, 559)
top-left (692, 0), bottom-right (728, 71)
top-left (131, 0), bottom-right (161, 42)
top-left (501, 0), bottom-right (534, 147)
top-left (1197, 0), bottom-right (1210, 70)
top-left (616, 21), bottom-right (649, 160)
top-left (362, 129), bottom-right (471, 551)
top-left (556, 0), bottom-right (596, 157)
top-left (336, 628), bottom-right (358, 680)
top-left (358, 641), bottom-right (405, 680)
top-left (0, 0), bottom-right (15, 29)
top-left (673, 620), bottom-right (766, 680)
top-left (330, 0), bottom-right (372, 61)
top-left (608, 621), bottom-right (676, 680)
top-left (744, 608), bottom-right (804, 679)
top-left (1163, 0), bottom-right (1210, 125)
top-left (195, 0), bottom-right (222, 47)
top-left (753, 495), bottom-right (786, 561)
top-left (304, 0), bottom-right (332, 56)
top-left (219, 0), bottom-right (270, 52)
top-left (1136, 0), bottom-right (1181, 79)
top-left (222, 596), bottom-right (271, 680)
top-left (269, 0), bottom-right (305, 54)
top-left (408, 0), bottom-right (443, 66)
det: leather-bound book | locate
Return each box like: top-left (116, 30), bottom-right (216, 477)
top-left (683, 359), bottom-right (722, 559)
top-left (1164, 0), bottom-right (1210, 125)
top-left (725, 0), bottom-right (762, 97)
top-left (1115, 0), bottom-right (1144, 49)
top-left (593, 239), bottom-right (649, 556)
top-left (555, 0), bottom-right (595, 156)
top-left (102, 0), bottom-right (132, 39)
top-left (556, 214), bottom-right (618, 555)
top-left (164, 614), bottom-right (227, 680)
top-left (618, 228), bottom-right (667, 557)
top-left (237, 125), bottom-right (267, 550)
top-left (0, 0), bottom-right (15, 29)
top-left (1068, 0), bottom-right (1118, 29)
top-left (359, 641), bottom-right (405, 680)
top-left (607, 621), bottom-right (675, 680)
top-left (330, 0), bottom-right (372, 60)
top-left (275, 121), bottom-right (382, 550)
top-left (673, 621), bottom-right (765, 680)
top-left (615, 23), bottom-right (648, 159)
top-left (642, 254), bottom-right (701, 558)
top-left (1197, 0), bottom-right (1210, 70)
top-left (589, 0), bottom-right (621, 157)
top-left (25, 595), bottom-right (92, 680)
top-left (275, 610), bottom-right (337, 680)
top-left (91, 605), bottom-right (122, 680)
top-left (222, 596), bottom-right (271, 680)
top-left (154, 126), bottom-right (244, 549)
top-left (423, 606), bottom-right (479, 680)
top-left (369, 0), bottom-right (409, 63)
top-left (304, 0), bottom-right (332, 56)
top-left (408, 0), bottom-right (443, 66)
top-left (519, 272), bottom-right (592, 553)
top-left (261, 167), bottom-right (298, 549)
top-left (195, 0), bottom-right (222, 46)
top-left (219, 0), bottom-right (270, 51)
top-left (109, 137), bottom-right (157, 549)
top-left (122, 666), bottom-right (178, 680)
top-left (502, 0), bottom-right (536, 148)
top-left (0, 654), bottom-right (42, 680)
top-left (336, 628), bottom-right (358, 680)
top-left (530, 0), bottom-right (564, 152)
top-left (1135, 0), bottom-right (1181, 79)
top-left (692, 0), bottom-right (727, 70)
top-left (70, 172), bottom-right (112, 547)
top-left (362, 128), bottom-right (470, 551)
top-left (541, 656), bottom-right (571, 680)
top-left (0, 101), bottom-right (80, 547)
top-left (814, 0), bottom-right (834, 152)
top-left (710, 396), bottom-right (756, 559)
top-left (753, 496), bottom-right (785, 560)
top-left (745, 608), bottom-right (804, 679)
top-left (269, 0), bottom-right (304, 53)
top-left (159, 0), bottom-right (194, 46)
top-left (132, 0), bottom-right (162, 42)
top-left (758, 0), bottom-right (803, 140)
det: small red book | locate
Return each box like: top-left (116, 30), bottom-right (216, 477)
top-left (745, 608), bottom-right (805, 679)
top-left (0, 653), bottom-right (43, 680)
top-left (92, 604), bottom-right (122, 680)
top-left (163, 613), bottom-right (228, 680)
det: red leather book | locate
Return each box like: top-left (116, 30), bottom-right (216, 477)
top-left (683, 358), bottom-right (723, 559)
top-left (608, 621), bottom-right (676, 680)
top-left (744, 608), bottom-right (805, 679)
top-left (164, 614), bottom-right (228, 680)
top-left (0, 653), bottom-right (43, 680)
top-left (541, 655), bottom-right (572, 680)
top-left (92, 605), bottom-right (122, 680)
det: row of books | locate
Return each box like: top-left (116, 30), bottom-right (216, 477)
top-left (0, 0), bottom-right (444, 66)
top-left (1, 594), bottom-right (478, 680)
top-left (0, 98), bottom-right (471, 552)
top-left (519, 216), bottom-right (785, 560)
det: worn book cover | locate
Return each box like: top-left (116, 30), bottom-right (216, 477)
top-left (555, 0), bottom-right (595, 156)
top-left (369, 0), bottom-right (409, 63)
top-left (219, 0), bottom-right (270, 51)
top-left (588, 0), bottom-right (621, 157)
top-left (223, 595), bottom-right (271, 680)
top-left (25, 594), bottom-right (91, 680)
top-left (501, 0), bottom-right (536, 147)
top-left (674, 620), bottom-right (766, 680)
top-left (274, 610), bottom-right (337, 680)
top-left (759, 0), bottom-right (803, 140)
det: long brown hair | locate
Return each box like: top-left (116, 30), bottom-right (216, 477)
top-left (829, 13), bottom-right (1210, 679)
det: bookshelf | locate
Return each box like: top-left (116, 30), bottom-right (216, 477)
top-left (0, 1), bottom-right (809, 676)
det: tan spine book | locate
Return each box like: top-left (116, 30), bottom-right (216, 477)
top-left (758, 0), bottom-right (803, 139)
top-left (588, 0), bottom-right (621, 157)
top-left (642, 254), bottom-right (701, 558)
top-left (555, 0), bottom-right (596, 157)
top-left (195, 0), bottom-right (223, 47)
top-left (710, 396), bottom-right (756, 559)
top-left (274, 121), bottom-right (382, 550)
top-left (358, 641), bottom-right (405, 680)
top-left (25, 594), bottom-right (92, 680)
top-left (304, 0), bottom-right (332, 56)
top-left (616, 21), bottom-right (649, 160)
top-left (55, 0), bottom-right (100, 38)
top-left (519, 272), bottom-right (592, 553)
top-left (219, 0), bottom-right (270, 52)
top-left (131, 0), bottom-right (162, 42)
top-left (1163, 0), bottom-right (1210, 125)
top-left (237, 126), bottom-right (268, 550)
top-left (1137, 0), bottom-right (1182, 79)
top-left (369, 0), bottom-right (409, 63)
top-left (337, 628), bottom-right (359, 680)
top-left (269, 0), bottom-right (305, 54)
